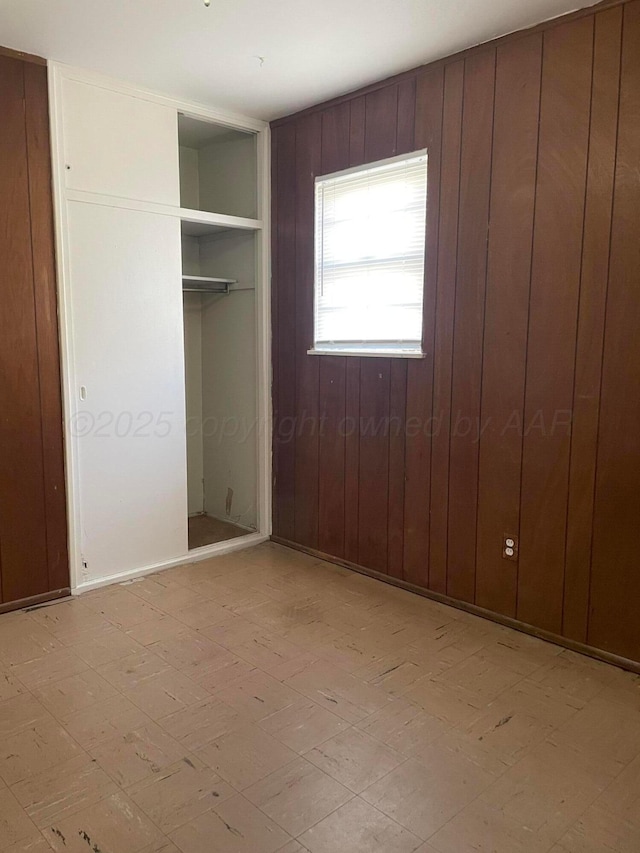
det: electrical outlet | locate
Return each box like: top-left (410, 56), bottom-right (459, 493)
top-left (503, 535), bottom-right (518, 561)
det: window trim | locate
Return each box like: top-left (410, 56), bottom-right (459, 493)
top-left (312, 148), bottom-right (429, 359)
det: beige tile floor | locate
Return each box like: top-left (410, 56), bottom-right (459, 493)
top-left (0, 542), bottom-right (639, 853)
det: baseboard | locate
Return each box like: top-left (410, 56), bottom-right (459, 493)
top-left (271, 536), bottom-right (640, 676)
top-left (73, 532), bottom-right (269, 595)
top-left (0, 588), bottom-right (71, 615)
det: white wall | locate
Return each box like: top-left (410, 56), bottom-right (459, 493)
top-left (199, 230), bottom-right (257, 528)
top-left (183, 294), bottom-right (204, 516)
top-left (198, 133), bottom-right (257, 219)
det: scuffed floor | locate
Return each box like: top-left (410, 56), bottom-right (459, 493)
top-left (0, 541), bottom-right (639, 852)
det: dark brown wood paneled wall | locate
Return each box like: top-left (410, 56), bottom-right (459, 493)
top-left (271, 0), bottom-right (640, 665)
top-left (0, 54), bottom-right (69, 608)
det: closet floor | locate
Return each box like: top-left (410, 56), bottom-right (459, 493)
top-left (0, 541), bottom-right (639, 853)
top-left (188, 513), bottom-right (251, 549)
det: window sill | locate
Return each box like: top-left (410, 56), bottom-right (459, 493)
top-left (307, 349), bottom-right (426, 359)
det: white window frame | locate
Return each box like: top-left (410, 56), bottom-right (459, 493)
top-left (309, 149), bottom-right (428, 359)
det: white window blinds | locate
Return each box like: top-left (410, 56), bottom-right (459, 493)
top-left (314, 150), bottom-right (427, 355)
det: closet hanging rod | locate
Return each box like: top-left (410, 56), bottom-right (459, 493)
top-left (182, 274), bottom-right (237, 295)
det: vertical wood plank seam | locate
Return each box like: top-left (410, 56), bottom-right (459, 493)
top-left (585, 4), bottom-right (625, 641)
top-left (561, 17), bottom-right (597, 636)
top-left (445, 60), bottom-right (467, 596)
top-left (23, 64), bottom-right (52, 592)
top-left (473, 49), bottom-right (498, 605)
top-left (515, 33), bottom-right (545, 619)
top-left (426, 71), bottom-right (447, 589)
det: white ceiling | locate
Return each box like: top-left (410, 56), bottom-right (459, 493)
top-left (0, 0), bottom-right (598, 121)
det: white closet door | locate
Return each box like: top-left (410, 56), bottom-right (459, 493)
top-left (62, 78), bottom-right (179, 205)
top-left (67, 201), bottom-right (187, 582)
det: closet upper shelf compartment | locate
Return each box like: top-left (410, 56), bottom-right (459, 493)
top-left (178, 114), bottom-right (258, 221)
top-left (179, 208), bottom-right (262, 238)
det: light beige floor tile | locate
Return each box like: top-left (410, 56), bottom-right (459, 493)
top-left (65, 625), bottom-right (145, 667)
top-left (81, 588), bottom-right (166, 629)
top-left (453, 695), bottom-right (555, 767)
top-left (356, 699), bottom-right (450, 755)
top-left (200, 614), bottom-right (274, 650)
top-left (0, 621), bottom-right (61, 667)
top-left (28, 600), bottom-right (111, 640)
top-left (147, 629), bottom-right (245, 685)
top-left (285, 660), bottom-right (391, 722)
top-left (0, 716), bottom-right (83, 786)
top-left (354, 652), bottom-right (440, 696)
top-left (474, 630), bottom-right (562, 676)
top-left (276, 843), bottom-right (309, 853)
top-left (44, 791), bottom-right (164, 853)
top-left (11, 754), bottom-right (117, 827)
top-left (2, 836), bottom-right (54, 853)
top-left (0, 694), bottom-right (51, 737)
top-left (171, 599), bottom-right (232, 630)
top-left (158, 696), bottom-right (249, 751)
top-left (169, 793), bottom-right (291, 853)
top-left (428, 799), bottom-right (545, 853)
top-left (555, 802), bottom-right (640, 853)
top-left (98, 651), bottom-right (208, 719)
top-left (9, 648), bottom-right (89, 690)
top-left (90, 722), bottom-right (186, 787)
top-left (492, 679), bottom-right (584, 728)
top-left (548, 694), bottom-right (640, 777)
top-left (125, 615), bottom-right (191, 646)
top-left (527, 652), bottom-right (612, 704)
top-left (244, 756), bottom-right (352, 836)
top-left (0, 787), bottom-right (39, 851)
top-left (298, 796), bottom-right (422, 853)
top-left (59, 693), bottom-right (149, 749)
top-left (259, 697), bottom-right (349, 753)
top-left (432, 654), bottom-right (525, 703)
top-left (0, 666), bottom-right (26, 703)
top-left (32, 669), bottom-right (118, 719)
top-left (231, 630), bottom-right (311, 677)
top-left (196, 722), bottom-right (297, 790)
top-left (362, 741), bottom-right (500, 840)
top-left (479, 740), bottom-right (609, 847)
top-left (139, 841), bottom-right (181, 853)
top-left (215, 671), bottom-right (300, 722)
top-left (127, 578), bottom-right (205, 612)
top-left (306, 727), bottom-right (405, 793)
top-left (403, 677), bottom-right (489, 726)
top-left (128, 755), bottom-right (235, 833)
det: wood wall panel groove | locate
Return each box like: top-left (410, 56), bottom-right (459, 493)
top-left (563, 6), bottom-right (623, 642)
top-left (517, 17), bottom-right (594, 634)
top-left (475, 34), bottom-right (543, 618)
top-left (403, 68), bottom-right (444, 588)
top-left (293, 114), bottom-right (322, 549)
top-left (446, 50), bottom-right (496, 604)
top-left (428, 60), bottom-right (464, 595)
top-left (272, 0), bottom-right (640, 665)
top-left (589, 0), bottom-right (640, 660)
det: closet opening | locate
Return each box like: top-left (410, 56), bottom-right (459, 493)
top-left (179, 115), bottom-right (260, 550)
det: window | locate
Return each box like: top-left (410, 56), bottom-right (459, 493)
top-left (311, 150), bottom-right (428, 357)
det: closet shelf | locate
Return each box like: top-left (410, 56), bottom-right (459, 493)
top-left (182, 275), bottom-right (236, 294)
top-left (179, 208), bottom-right (262, 237)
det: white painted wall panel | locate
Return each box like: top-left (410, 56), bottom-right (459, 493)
top-left (67, 201), bottom-right (187, 582)
top-left (183, 294), bottom-right (204, 515)
top-left (62, 78), bottom-right (179, 205)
